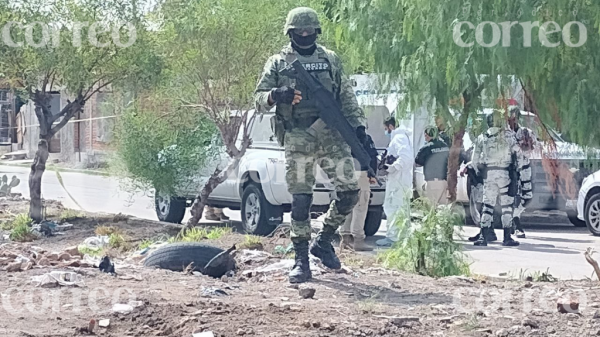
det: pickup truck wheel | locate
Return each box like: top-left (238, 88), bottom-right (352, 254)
top-left (584, 194), bottom-right (600, 235)
top-left (155, 190), bottom-right (186, 224)
top-left (567, 210), bottom-right (587, 227)
top-left (364, 207), bottom-right (383, 237)
top-left (241, 183), bottom-right (275, 236)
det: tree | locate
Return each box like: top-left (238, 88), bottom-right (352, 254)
top-left (0, 0), bottom-right (160, 221)
top-left (154, 0), bottom-right (318, 227)
top-left (112, 94), bottom-right (218, 198)
top-left (339, 0), bottom-right (600, 200)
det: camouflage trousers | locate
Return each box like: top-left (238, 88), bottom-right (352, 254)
top-left (284, 128), bottom-right (359, 241)
top-left (480, 169), bottom-right (514, 229)
top-left (514, 156), bottom-right (533, 219)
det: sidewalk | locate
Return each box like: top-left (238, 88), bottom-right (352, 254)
top-left (0, 159), bottom-right (109, 176)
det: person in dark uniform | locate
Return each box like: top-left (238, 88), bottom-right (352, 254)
top-left (415, 126), bottom-right (450, 206)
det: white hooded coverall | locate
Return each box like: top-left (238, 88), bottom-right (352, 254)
top-left (383, 128), bottom-right (414, 241)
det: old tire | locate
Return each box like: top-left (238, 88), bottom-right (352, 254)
top-left (584, 193), bottom-right (600, 236)
top-left (567, 210), bottom-right (586, 227)
top-left (364, 207), bottom-right (383, 237)
top-left (241, 183), bottom-right (276, 236)
top-left (155, 190), bottom-right (186, 224)
top-left (144, 242), bottom-right (225, 272)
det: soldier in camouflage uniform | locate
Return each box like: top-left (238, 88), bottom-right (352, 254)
top-left (471, 111), bottom-right (520, 247)
top-left (508, 107), bottom-right (535, 238)
top-left (254, 7), bottom-right (366, 283)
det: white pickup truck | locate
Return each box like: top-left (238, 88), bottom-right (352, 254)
top-left (154, 111), bottom-right (387, 236)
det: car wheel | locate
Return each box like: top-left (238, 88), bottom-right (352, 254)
top-left (364, 207), bottom-right (383, 237)
top-left (585, 194), bottom-right (600, 236)
top-left (567, 210), bottom-right (587, 227)
top-left (241, 183), bottom-right (276, 236)
top-left (155, 190), bottom-right (186, 223)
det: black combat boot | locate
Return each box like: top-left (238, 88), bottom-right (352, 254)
top-left (502, 228), bottom-right (520, 247)
top-left (473, 228), bottom-right (489, 246)
top-left (309, 230), bottom-right (341, 270)
top-left (467, 232), bottom-right (481, 242)
top-left (469, 228), bottom-right (497, 242)
top-left (486, 228), bottom-right (498, 242)
top-left (289, 241), bottom-right (312, 284)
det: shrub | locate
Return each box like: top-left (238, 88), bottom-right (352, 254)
top-left (378, 198), bottom-right (471, 277)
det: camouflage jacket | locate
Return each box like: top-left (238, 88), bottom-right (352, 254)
top-left (254, 43), bottom-right (365, 129)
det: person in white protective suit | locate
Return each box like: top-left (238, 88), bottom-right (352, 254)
top-left (376, 117), bottom-right (414, 247)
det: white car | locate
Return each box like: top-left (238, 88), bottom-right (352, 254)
top-left (155, 110), bottom-right (388, 236)
top-left (576, 170), bottom-right (600, 236)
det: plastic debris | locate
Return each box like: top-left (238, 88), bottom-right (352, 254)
top-left (112, 303), bottom-right (134, 314)
top-left (200, 286), bottom-right (228, 297)
top-left (79, 236), bottom-right (110, 253)
top-left (193, 332), bottom-right (215, 337)
top-left (31, 271), bottom-right (84, 288)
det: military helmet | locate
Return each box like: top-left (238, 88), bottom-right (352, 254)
top-left (424, 125), bottom-right (439, 139)
top-left (486, 110), bottom-right (505, 128)
top-left (284, 7), bottom-right (321, 35)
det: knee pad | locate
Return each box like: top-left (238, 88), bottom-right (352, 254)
top-left (336, 190), bottom-right (360, 215)
top-left (292, 194), bottom-right (313, 221)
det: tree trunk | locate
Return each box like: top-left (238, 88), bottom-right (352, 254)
top-left (185, 157), bottom-right (242, 230)
top-left (29, 138), bottom-right (49, 222)
top-left (447, 113), bottom-right (469, 202)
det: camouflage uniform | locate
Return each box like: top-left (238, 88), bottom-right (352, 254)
top-left (472, 126), bottom-right (519, 230)
top-left (254, 12), bottom-right (365, 242)
top-left (513, 127), bottom-right (535, 219)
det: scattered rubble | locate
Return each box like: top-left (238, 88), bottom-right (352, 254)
top-left (557, 296), bottom-right (580, 313)
top-left (299, 287), bottom-right (316, 299)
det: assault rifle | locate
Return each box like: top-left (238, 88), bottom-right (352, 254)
top-left (279, 59), bottom-right (380, 185)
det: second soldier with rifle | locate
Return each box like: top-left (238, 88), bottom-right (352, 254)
top-left (254, 7), bottom-right (369, 283)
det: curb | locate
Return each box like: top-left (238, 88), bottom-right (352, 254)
top-left (0, 162), bottom-right (110, 177)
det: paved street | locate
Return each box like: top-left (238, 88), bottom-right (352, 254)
top-left (2, 164), bottom-right (599, 280)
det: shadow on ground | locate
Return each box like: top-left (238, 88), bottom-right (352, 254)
top-left (312, 277), bottom-right (454, 307)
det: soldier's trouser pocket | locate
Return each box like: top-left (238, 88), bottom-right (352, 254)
top-left (285, 130), bottom-right (317, 195)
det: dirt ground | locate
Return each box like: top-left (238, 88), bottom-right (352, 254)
top-left (1, 198), bottom-right (600, 337)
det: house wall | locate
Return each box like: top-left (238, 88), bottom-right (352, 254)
top-left (20, 91), bottom-right (115, 168)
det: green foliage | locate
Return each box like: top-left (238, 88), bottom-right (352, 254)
top-left (205, 227), bottom-right (233, 240)
top-left (3, 213), bottom-right (33, 230)
top-left (59, 209), bottom-right (84, 222)
top-left (112, 100), bottom-right (218, 195)
top-left (239, 234), bottom-right (264, 250)
top-left (138, 239), bottom-right (155, 250)
top-left (340, 0), bottom-right (600, 148)
top-left (78, 246), bottom-right (104, 257)
top-left (378, 199), bottom-right (471, 277)
top-left (108, 233), bottom-right (127, 249)
top-left (169, 226), bottom-right (231, 243)
top-left (6, 214), bottom-right (35, 242)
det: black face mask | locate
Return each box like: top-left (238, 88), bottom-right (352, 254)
top-left (290, 32), bottom-right (317, 55)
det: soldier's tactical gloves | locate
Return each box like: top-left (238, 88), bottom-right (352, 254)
top-left (270, 86), bottom-right (296, 104)
top-left (356, 126), bottom-right (367, 143)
